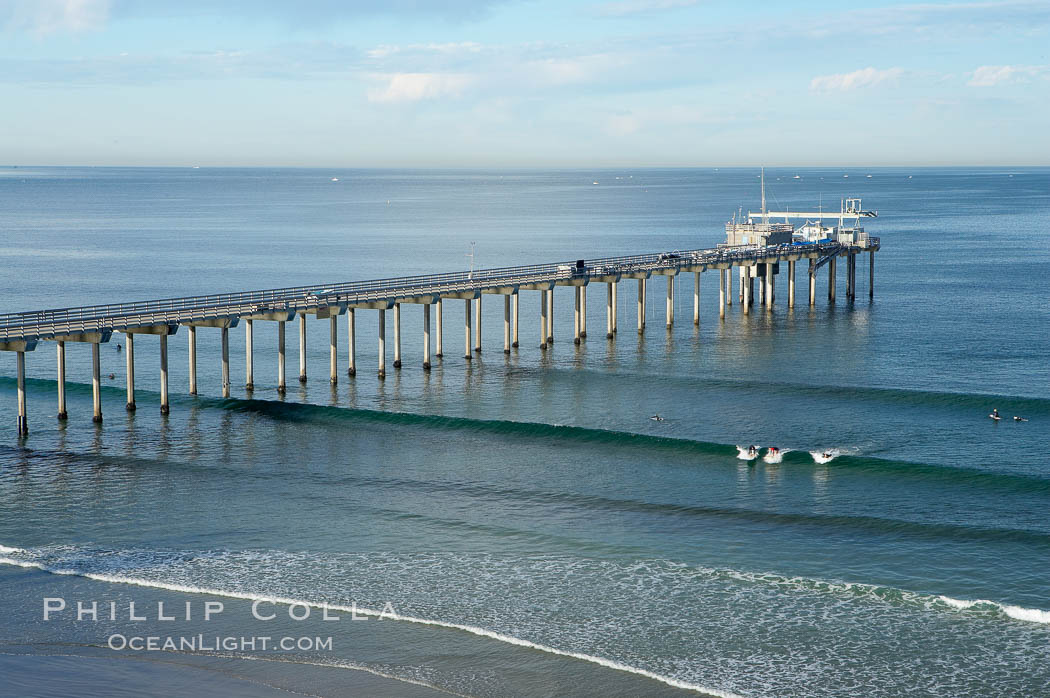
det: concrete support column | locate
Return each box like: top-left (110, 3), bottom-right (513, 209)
top-left (573, 286), bottom-right (581, 345)
top-left (221, 326), bottom-right (230, 398)
top-left (540, 290), bottom-right (548, 350)
top-left (869, 251), bottom-right (875, 299)
top-left (435, 299), bottom-right (444, 358)
top-left (726, 266), bottom-right (733, 306)
top-left (394, 303), bottom-right (402, 368)
top-left (606, 282), bottom-right (614, 339)
top-left (378, 309), bottom-right (386, 378)
top-left (125, 333), bottom-right (136, 411)
top-left (739, 266), bottom-right (745, 303)
top-left (347, 309), bottom-right (357, 376)
top-left (719, 269), bottom-right (726, 319)
top-left (580, 285), bottom-right (587, 338)
top-left (159, 333), bottom-right (169, 415)
top-left (423, 303), bottom-right (432, 369)
top-left (829, 257), bottom-right (837, 303)
top-left (91, 342), bottom-right (102, 423)
top-left (759, 268), bottom-right (766, 306)
top-left (245, 320), bottom-right (254, 391)
top-left (188, 326), bottom-right (198, 395)
top-left (693, 271), bottom-right (701, 325)
top-left (277, 321), bottom-right (287, 393)
top-left (809, 259), bottom-right (816, 306)
top-left (503, 295), bottom-right (511, 354)
top-left (765, 263), bottom-right (774, 310)
top-left (298, 314), bottom-right (307, 383)
top-left (56, 341), bottom-right (67, 420)
top-left (666, 275), bottom-right (674, 328)
top-left (512, 293), bottom-right (520, 348)
top-left (553, 287), bottom-right (559, 338)
top-left (464, 299), bottom-right (472, 359)
top-left (637, 279), bottom-right (645, 334)
top-left (612, 281), bottom-right (619, 333)
top-left (788, 261), bottom-right (796, 308)
top-left (743, 267), bottom-right (751, 315)
top-left (473, 297), bottom-right (481, 354)
top-left (329, 315), bottom-right (338, 384)
top-left (16, 351), bottom-right (27, 436)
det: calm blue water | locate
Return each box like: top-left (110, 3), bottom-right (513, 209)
top-left (1, 167), bottom-right (1048, 697)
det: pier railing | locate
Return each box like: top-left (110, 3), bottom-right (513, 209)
top-left (0, 239), bottom-right (877, 342)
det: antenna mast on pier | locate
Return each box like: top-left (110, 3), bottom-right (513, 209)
top-left (761, 167), bottom-right (767, 224)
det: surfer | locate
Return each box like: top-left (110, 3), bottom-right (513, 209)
top-left (822, 451), bottom-right (832, 460)
top-left (748, 445), bottom-right (757, 457)
top-left (1014, 416), bottom-right (1028, 422)
top-left (649, 415), bottom-right (664, 422)
top-left (768, 446), bottom-right (779, 456)
top-left (990, 408), bottom-right (1001, 421)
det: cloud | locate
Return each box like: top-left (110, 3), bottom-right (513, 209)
top-left (367, 72), bottom-right (473, 103)
top-left (594, 0), bottom-right (699, 17)
top-left (810, 67), bottom-right (904, 91)
top-left (968, 64), bottom-right (1048, 86)
top-left (2, 0), bottom-right (111, 35)
top-left (606, 113), bottom-right (640, 136)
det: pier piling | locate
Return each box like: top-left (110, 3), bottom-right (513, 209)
top-left (298, 314), bottom-right (307, 383)
top-left (330, 315), bottom-right (338, 384)
top-left (277, 321), bottom-right (286, 393)
top-left (56, 341), bottom-right (67, 420)
top-left (606, 283), bottom-right (614, 339)
top-left (91, 342), bottom-right (102, 423)
top-left (719, 269), bottom-right (726, 319)
top-left (504, 295), bottom-right (511, 354)
top-left (378, 309), bottom-right (386, 378)
top-left (423, 303), bottom-right (432, 369)
top-left (473, 297), bottom-right (481, 354)
top-left (394, 303), bottom-right (402, 368)
top-left (188, 326), bottom-right (198, 395)
top-left (245, 320), bottom-right (254, 391)
top-left (221, 326), bottom-right (230, 398)
top-left (125, 333), bottom-right (136, 411)
top-left (512, 293), bottom-right (519, 348)
top-left (540, 290), bottom-right (548, 350)
top-left (464, 300), bottom-right (472, 359)
top-left (435, 299), bottom-right (444, 358)
top-left (159, 333), bottom-right (169, 415)
top-left (347, 308), bottom-right (357, 376)
top-left (694, 272), bottom-right (700, 325)
top-left (580, 285), bottom-right (587, 338)
top-left (16, 351), bottom-right (27, 436)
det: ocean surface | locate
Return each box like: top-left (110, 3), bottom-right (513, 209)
top-left (0, 166), bottom-right (1048, 697)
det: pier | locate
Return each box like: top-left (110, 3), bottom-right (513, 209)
top-left (2, 239), bottom-right (878, 435)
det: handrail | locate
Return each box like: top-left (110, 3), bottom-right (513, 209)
top-left (0, 240), bottom-right (875, 342)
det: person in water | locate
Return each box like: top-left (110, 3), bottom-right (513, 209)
top-left (748, 445), bottom-right (757, 456)
top-left (650, 415), bottom-right (664, 421)
top-left (1014, 416), bottom-right (1028, 422)
top-left (992, 408), bottom-right (1000, 419)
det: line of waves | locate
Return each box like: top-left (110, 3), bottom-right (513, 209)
top-left (0, 547), bottom-right (741, 698)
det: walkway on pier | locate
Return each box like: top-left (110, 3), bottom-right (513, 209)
top-left (2, 238), bottom-right (878, 435)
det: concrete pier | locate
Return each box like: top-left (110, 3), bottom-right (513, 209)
top-left (637, 279), bottom-right (645, 334)
top-left (423, 303), bottom-right (432, 369)
top-left (788, 260), bottom-right (796, 308)
top-left (693, 271), bottom-right (701, 325)
top-left (666, 275), bottom-right (675, 328)
top-left (16, 350), bottom-right (27, 436)
top-left (378, 309), bottom-right (387, 378)
top-left (245, 320), bottom-right (254, 391)
top-left (277, 321), bottom-right (287, 393)
top-left (540, 290), bottom-right (548, 350)
top-left (188, 326), bottom-right (198, 395)
top-left (473, 297), bottom-right (481, 354)
top-left (743, 267), bottom-right (751, 315)
top-left (56, 341), bottom-right (67, 420)
top-left (512, 293), bottom-right (519, 348)
top-left (809, 259), bottom-right (816, 306)
top-left (580, 285), bottom-right (587, 339)
top-left (829, 257), bottom-right (837, 303)
top-left (125, 333), bottom-right (136, 411)
top-left (504, 295), bottom-right (511, 353)
top-left (221, 326), bottom-right (230, 398)
top-left (91, 342), bottom-right (102, 423)
top-left (347, 308), bottom-right (357, 376)
top-left (574, 286), bottom-right (581, 344)
top-left (719, 269), bottom-right (726, 319)
top-left (394, 303), bottom-right (403, 368)
top-left (329, 315), bottom-right (339, 383)
top-left (298, 314), bottom-right (307, 383)
top-left (435, 299), bottom-right (443, 358)
top-left (159, 333), bottom-right (169, 415)
top-left (464, 300), bottom-right (472, 359)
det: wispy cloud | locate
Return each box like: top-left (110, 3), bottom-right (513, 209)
top-left (2, 0), bottom-right (111, 35)
top-left (810, 67), bottom-right (904, 91)
top-left (367, 72), bottom-right (473, 103)
top-left (968, 64), bottom-right (1048, 86)
top-left (594, 0), bottom-right (699, 17)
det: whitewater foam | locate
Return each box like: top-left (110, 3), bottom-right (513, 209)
top-left (0, 546), bottom-right (741, 698)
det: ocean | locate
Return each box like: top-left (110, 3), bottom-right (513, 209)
top-left (0, 166), bottom-right (1048, 697)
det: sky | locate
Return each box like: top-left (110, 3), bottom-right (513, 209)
top-left (0, 0), bottom-right (1047, 167)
